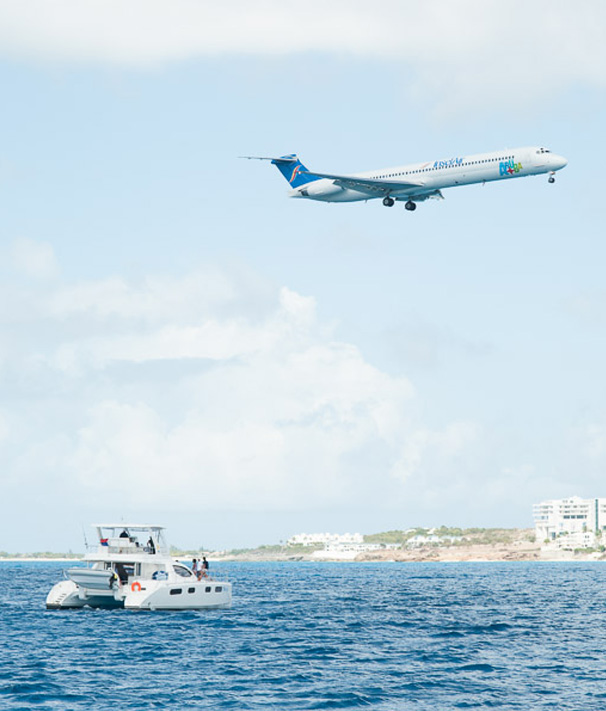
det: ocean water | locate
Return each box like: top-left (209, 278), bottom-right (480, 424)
top-left (1, 562), bottom-right (606, 710)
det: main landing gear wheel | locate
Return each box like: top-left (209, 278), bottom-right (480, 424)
top-left (382, 196), bottom-right (395, 207)
top-left (405, 200), bottom-right (417, 211)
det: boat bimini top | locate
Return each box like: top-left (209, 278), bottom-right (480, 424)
top-left (87, 524), bottom-right (169, 558)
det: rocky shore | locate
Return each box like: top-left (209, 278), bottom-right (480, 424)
top-left (215, 528), bottom-right (606, 563)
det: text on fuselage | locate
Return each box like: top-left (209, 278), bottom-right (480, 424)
top-left (499, 159), bottom-right (523, 176)
top-left (433, 157), bottom-right (463, 169)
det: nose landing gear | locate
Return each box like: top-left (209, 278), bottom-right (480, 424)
top-left (548, 172), bottom-right (555, 184)
top-left (382, 196), bottom-right (395, 207)
top-left (405, 200), bottom-right (417, 211)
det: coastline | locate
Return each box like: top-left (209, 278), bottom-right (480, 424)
top-left (0, 557), bottom-right (80, 563)
top-left (214, 542), bottom-right (606, 564)
top-left (4, 529), bottom-right (606, 564)
top-left (2, 551), bottom-right (605, 563)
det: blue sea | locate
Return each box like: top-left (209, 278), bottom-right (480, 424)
top-left (2, 561), bottom-right (606, 709)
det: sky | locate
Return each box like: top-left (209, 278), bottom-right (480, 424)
top-left (1, 0), bottom-right (606, 552)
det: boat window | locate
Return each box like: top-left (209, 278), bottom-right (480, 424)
top-left (188, 587), bottom-right (195, 594)
top-left (205, 586), bottom-right (211, 592)
top-left (169, 588), bottom-right (182, 595)
top-left (215, 586), bottom-right (223, 593)
top-left (173, 564), bottom-right (193, 578)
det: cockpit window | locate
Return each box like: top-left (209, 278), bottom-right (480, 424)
top-left (537, 147), bottom-right (551, 154)
top-left (173, 564), bottom-right (193, 578)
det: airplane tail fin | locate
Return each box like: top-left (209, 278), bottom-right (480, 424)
top-left (271, 155), bottom-right (321, 189)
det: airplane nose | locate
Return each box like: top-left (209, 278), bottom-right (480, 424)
top-left (553, 154), bottom-right (568, 170)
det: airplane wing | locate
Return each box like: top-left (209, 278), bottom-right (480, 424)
top-left (301, 170), bottom-right (425, 196)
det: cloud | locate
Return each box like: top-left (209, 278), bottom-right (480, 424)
top-left (391, 421), bottom-right (480, 484)
top-left (0, 1), bottom-right (604, 112)
top-left (579, 424), bottom-right (606, 460)
top-left (10, 237), bottom-right (59, 280)
top-left (6, 239), bottom-right (591, 540)
top-left (2, 239), bottom-right (488, 515)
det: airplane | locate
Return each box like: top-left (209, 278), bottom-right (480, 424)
top-left (243, 147), bottom-right (567, 210)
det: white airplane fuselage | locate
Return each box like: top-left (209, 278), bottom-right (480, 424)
top-left (288, 146), bottom-right (567, 206)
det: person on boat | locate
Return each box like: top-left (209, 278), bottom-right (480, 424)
top-left (119, 529), bottom-right (129, 538)
top-left (198, 556), bottom-right (209, 578)
top-left (147, 536), bottom-right (156, 554)
top-left (192, 558), bottom-right (198, 576)
top-left (115, 563), bottom-right (129, 584)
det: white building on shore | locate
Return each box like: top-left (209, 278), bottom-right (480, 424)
top-left (533, 495), bottom-right (606, 548)
top-left (287, 532), bottom-right (364, 547)
top-left (287, 532), bottom-right (395, 559)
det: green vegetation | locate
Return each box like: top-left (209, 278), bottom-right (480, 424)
top-left (224, 542), bottom-right (323, 557)
top-left (364, 527), bottom-right (531, 547)
top-left (455, 529), bottom-right (517, 545)
top-left (363, 530), bottom-right (415, 545)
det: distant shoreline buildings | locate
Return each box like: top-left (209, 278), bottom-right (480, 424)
top-left (287, 529), bottom-right (462, 559)
top-left (533, 495), bottom-right (606, 550)
top-left (288, 497), bottom-right (606, 559)
top-left (287, 532), bottom-right (364, 547)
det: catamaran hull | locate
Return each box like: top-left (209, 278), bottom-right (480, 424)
top-left (123, 580), bottom-right (232, 610)
top-left (46, 579), bottom-right (232, 610)
top-left (46, 580), bottom-right (122, 609)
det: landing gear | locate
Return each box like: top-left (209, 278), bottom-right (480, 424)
top-left (405, 200), bottom-right (417, 211)
top-left (548, 174), bottom-right (555, 184)
top-left (382, 196), bottom-right (395, 207)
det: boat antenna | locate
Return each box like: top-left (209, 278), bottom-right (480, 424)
top-left (82, 525), bottom-right (89, 551)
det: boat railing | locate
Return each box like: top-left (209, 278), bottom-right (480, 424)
top-left (86, 542), bottom-right (169, 556)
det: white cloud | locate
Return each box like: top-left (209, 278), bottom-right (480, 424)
top-left (0, 238), bottom-right (486, 516)
top-left (580, 424), bottom-right (606, 459)
top-left (0, 1), bottom-right (603, 111)
top-left (0, 412), bottom-right (9, 444)
top-left (10, 239), bottom-right (601, 541)
top-left (10, 237), bottom-right (59, 280)
top-left (391, 421), bottom-right (480, 483)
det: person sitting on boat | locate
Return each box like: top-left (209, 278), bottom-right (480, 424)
top-left (119, 529), bottom-right (129, 539)
top-left (197, 557), bottom-right (209, 579)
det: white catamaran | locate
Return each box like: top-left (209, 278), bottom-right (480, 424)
top-left (46, 524), bottom-right (232, 610)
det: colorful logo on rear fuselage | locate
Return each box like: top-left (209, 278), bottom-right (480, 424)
top-left (500, 160), bottom-right (522, 176)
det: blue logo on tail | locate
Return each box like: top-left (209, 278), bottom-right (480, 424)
top-left (272, 155), bottom-right (321, 189)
